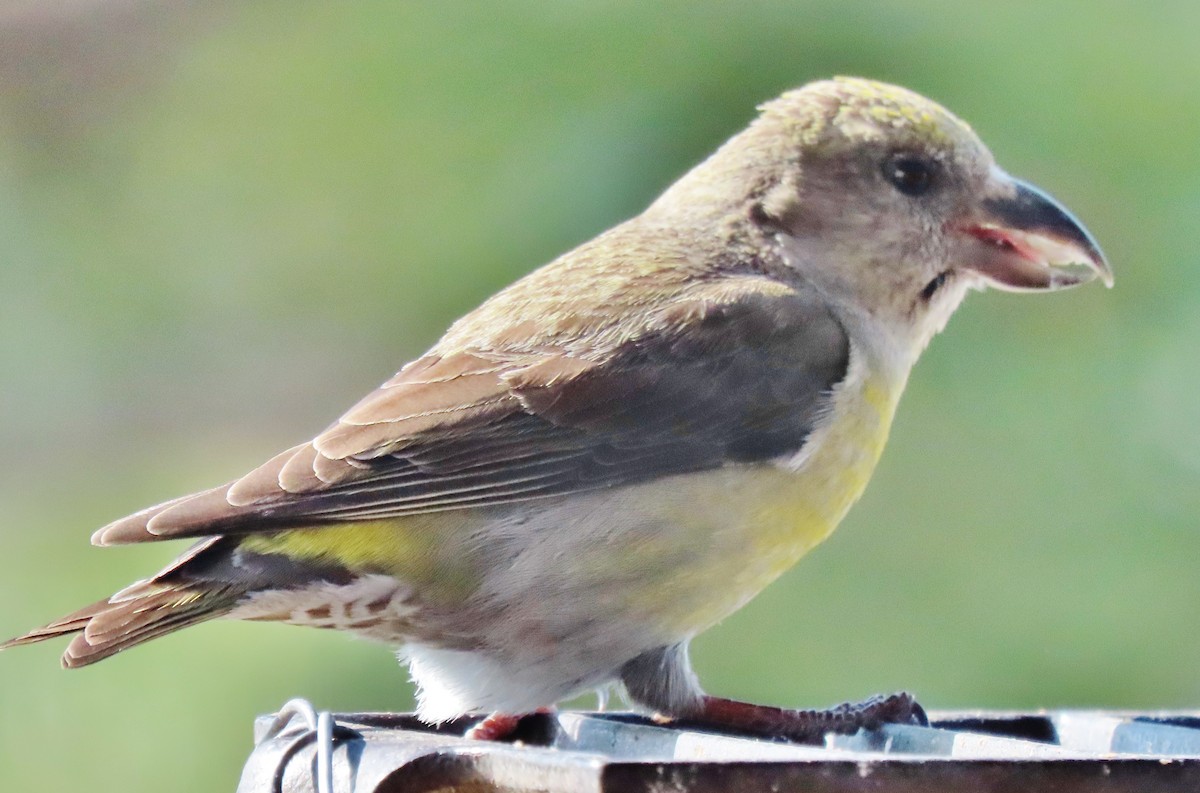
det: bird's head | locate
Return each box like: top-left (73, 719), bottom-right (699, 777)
top-left (658, 77), bottom-right (1112, 362)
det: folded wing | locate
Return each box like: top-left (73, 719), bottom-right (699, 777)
top-left (93, 276), bottom-right (849, 545)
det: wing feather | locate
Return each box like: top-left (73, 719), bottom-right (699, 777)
top-left (92, 276), bottom-right (849, 545)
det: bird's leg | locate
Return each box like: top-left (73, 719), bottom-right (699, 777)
top-left (464, 707), bottom-right (555, 741)
top-left (674, 691), bottom-right (927, 744)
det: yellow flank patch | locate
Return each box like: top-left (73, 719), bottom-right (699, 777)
top-left (238, 513), bottom-right (483, 602)
top-left (239, 520), bottom-right (428, 570)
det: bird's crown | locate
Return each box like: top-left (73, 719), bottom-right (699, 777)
top-left (760, 76), bottom-right (978, 154)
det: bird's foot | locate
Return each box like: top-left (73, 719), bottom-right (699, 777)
top-left (464, 707), bottom-right (555, 741)
top-left (465, 712), bottom-right (523, 741)
top-left (676, 691), bottom-right (927, 745)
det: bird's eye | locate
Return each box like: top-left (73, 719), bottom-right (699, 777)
top-left (885, 155), bottom-right (935, 197)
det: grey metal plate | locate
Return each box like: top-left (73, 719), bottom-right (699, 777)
top-left (237, 709), bottom-right (1200, 792)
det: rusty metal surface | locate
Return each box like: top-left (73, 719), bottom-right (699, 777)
top-left (236, 707), bottom-right (1200, 793)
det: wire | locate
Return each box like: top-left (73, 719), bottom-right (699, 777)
top-left (256, 698), bottom-right (337, 793)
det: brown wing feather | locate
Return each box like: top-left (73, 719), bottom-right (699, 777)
top-left (91, 276), bottom-right (849, 546)
top-left (316, 352), bottom-right (524, 461)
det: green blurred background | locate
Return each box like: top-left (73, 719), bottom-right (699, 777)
top-left (1, 1), bottom-right (1197, 789)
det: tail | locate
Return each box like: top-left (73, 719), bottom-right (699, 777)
top-left (1, 538), bottom-right (247, 667)
top-left (2, 579), bottom-right (241, 668)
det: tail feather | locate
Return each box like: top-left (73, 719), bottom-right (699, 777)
top-left (2, 583), bottom-right (240, 668)
top-left (1, 601), bottom-right (106, 648)
top-left (4, 535), bottom-right (354, 667)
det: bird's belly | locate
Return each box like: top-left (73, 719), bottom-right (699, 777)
top-left (463, 368), bottom-right (901, 648)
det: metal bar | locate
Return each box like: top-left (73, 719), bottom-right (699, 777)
top-left (237, 707), bottom-right (1200, 793)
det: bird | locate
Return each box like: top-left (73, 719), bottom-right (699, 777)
top-left (3, 77), bottom-right (1111, 742)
